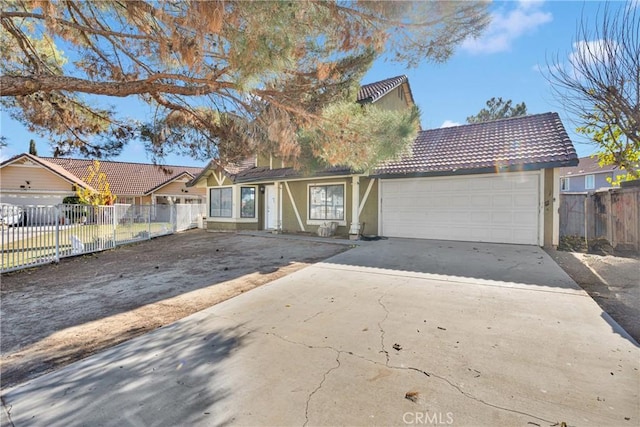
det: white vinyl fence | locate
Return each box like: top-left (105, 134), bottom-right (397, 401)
top-left (1, 203), bottom-right (206, 273)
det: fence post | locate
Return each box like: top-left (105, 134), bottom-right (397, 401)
top-left (583, 195), bottom-right (588, 247)
top-left (113, 205), bottom-right (117, 247)
top-left (147, 205), bottom-right (151, 240)
top-left (55, 204), bottom-right (60, 263)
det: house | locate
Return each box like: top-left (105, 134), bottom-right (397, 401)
top-left (189, 75), bottom-right (578, 247)
top-left (0, 153), bottom-right (206, 206)
top-left (558, 156), bottom-right (637, 192)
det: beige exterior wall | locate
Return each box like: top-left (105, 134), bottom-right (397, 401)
top-left (0, 163), bottom-right (76, 192)
top-left (153, 179), bottom-right (206, 202)
top-left (372, 86), bottom-right (410, 112)
top-left (0, 162), bottom-right (77, 205)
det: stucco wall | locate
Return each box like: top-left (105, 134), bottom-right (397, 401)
top-left (372, 86), bottom-right (409, 111)
top-left (1, 163), bottom-right (76, 192)
top-left (0, 163), bottom-right (77, 205)
top-left (154, 179), bottom-right (205, 198)
top-left (358, 177), bottom-right (379, 236)
top-left (281, 177), bottom-right (353, 237)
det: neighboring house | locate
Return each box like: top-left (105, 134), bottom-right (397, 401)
top-left (189, 75), bottom-right (578, 247)
top-left (558, 156), bottom-right (636, 193)
top-left (0, 153), bottom-right (206, 206)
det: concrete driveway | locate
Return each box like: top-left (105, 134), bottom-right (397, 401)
top-left (2, 238), bottom-right (638, 426)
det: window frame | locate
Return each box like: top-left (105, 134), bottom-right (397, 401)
top-left (560, 177), bottom-right (570, 191)
top-left (209, 187), bottom-right (233, 218)
top-left (585, 174), bottom-right (595, 190)
top-left (240, 186), bottom-right (256, 218)
top-left (307, 182), bottom-right (346, 225)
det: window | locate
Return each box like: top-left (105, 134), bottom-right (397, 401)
top-left (240, 187), bottom-right (256, 218)
top-left (585, 174), bottom-right (595, 190)
top-left (309, 184), bottom-right (344, 221)
top-left (560, 178), bottom-right (570, 191)
top-left (210, 187), bottom-right (232, 217)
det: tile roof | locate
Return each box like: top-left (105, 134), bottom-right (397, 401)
top-left (558, 155), bottom-right (631, 177)
top-left (234, 165), bottom-right (353, 183)
top-left (357, 75), bottom-right (408, 103)
top-left (374, 112), bottom-right (578, 177)
top-left (43, 157), bottom-right (204, 196)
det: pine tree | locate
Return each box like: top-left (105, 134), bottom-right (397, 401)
top-left (1, 1), bottom-right (489, 169)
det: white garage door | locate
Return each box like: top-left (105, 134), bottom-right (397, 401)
top-left (380, 173), bottom-right (540, 245)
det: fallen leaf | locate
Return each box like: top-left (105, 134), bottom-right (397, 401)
top-left (405, 390), bottom-right (419, 403)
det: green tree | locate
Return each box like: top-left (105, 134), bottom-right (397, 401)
top-left (0, 1), bottom-right (489, 169)
top-left (76, 160), bottom-right (116, 206)
top-left (547, 4), bottom-right (639, 183)
top-left (466, 97), bottom-right (528, 124)
top-left (28, 138), bottom-right (37, 155)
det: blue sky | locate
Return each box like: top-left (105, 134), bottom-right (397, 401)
top-left (0, 0), bottom-right (628, 166)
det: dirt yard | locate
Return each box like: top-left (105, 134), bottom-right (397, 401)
top-left (0, 230), bottom-right (349, 389)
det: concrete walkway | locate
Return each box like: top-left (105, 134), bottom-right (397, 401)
top-left (2, 239), bottom-right (639, 426)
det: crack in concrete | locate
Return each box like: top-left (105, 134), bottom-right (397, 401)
top-left (1, 395), bottom-right (15, 427)
top-left (377, 295), bottom-right (390, 365)
top-left (216, 315), bottom-right (558, 426)
top-left (303, 351), bottom-right (341, 427)
top-left (302, 311), bottom-right (323, 323)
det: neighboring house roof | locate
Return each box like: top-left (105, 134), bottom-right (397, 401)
top-left (42, 157), bottom-right (204, 196)
top-left (374, 112), bottom-right (578, 177)
top-left (357, 75), bottom-right (411, 104)
top-left (558, 156), bottom-right (624, 178)
top-left (0, 153), bottom-right (95, 191)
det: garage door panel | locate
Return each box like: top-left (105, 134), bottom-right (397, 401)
top-left (381, 173), bottom-right (540, 245)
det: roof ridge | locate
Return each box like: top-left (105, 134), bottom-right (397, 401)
top-left (42, 156), bottom-right (204, 169)
top-left (360, 74), bottom-right (407, 86)
top-left (357, 75), bottom-right (409, 103)
top-left (425, 112), bottom-right (559, 133)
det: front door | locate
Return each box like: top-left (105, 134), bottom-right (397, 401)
top-left (264, 185), bottom-right (277, 230)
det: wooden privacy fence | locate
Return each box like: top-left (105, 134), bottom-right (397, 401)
top-left (559, 186), bottom-right (640, 252)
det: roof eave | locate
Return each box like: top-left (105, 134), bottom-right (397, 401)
top-left (372, 159), bottom-right (579, 179)
top-left (145, 171), bottom-right (195, 195)
top-left (234, 168), bottom-right (356, 184)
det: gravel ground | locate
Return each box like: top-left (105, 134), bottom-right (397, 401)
top-left (0, 230), bottom-right (349, 389)
top-left (546, 248), bottom-right (639, 343)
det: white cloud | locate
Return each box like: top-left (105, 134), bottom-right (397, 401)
top-left (570, 39), bottom-right (617, 67)
top-left (461, 1), bottom-right (553, 54)
top-left (441, 120), bottom-right (461, 128)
